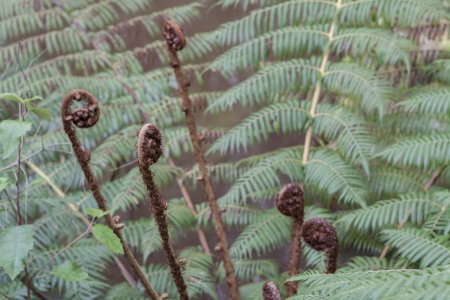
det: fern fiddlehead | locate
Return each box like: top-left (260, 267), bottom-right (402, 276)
top-left (136, 123), bottom-right (189, 300)
top-left (262, 281), bottom-right (282, 300)
top-left (163, 19), bottom-right (241, 300)
top-left (61, 89), bottom-right (160, 300)
top-left (275, 183), bottom-right (304, 296)
top-left (302, 218), bottom-right (338, 274)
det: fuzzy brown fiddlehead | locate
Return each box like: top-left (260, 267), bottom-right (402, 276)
top-left (163, 19), bottom-right (187, 52)
top-left (61, 90), bottom-right (160, 300)
top-left (302, 218), bottom-right (338, 274)
top-left (262, 281), bottom-right (282, 300)
top-left (163, 19), bottom-right (240, 300)
top-left (137, 124), bottom-right (189, 300)
top-left (275, 183), bottom-right (304, 296)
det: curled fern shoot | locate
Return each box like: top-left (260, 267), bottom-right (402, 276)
top-left (136, 123), bottom-right (189, 300)
top-left (163, 19), bottom-right (240, 300)
top-left (302, 218), bottom-right (338, 274)
top-left (275, 183), bottom-right (304, 296)
top-left (61, 89), bottom-right (160, 300)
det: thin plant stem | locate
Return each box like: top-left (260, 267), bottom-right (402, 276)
top-left (163, 19), bottom-right (240, 299)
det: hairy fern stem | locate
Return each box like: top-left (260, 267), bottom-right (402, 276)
top-left (137, 123), bottom-right (189, 300)
top-left (61, 89), bottom-right (160, 300)
top-left (163, 19), bottom-right (241, 300)
top-left (275, 183), bottom-right (304, 295)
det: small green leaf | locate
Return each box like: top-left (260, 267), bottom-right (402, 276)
top-left (0, 225), bottom-right (35, 280)
top-left (50, 261), bottom-right (88, 281)
top-left (29, 108), bottom-right (52, 121)
top-left (0, 93), bottom-right (24, 104)
top-left (92, 224), bottom-right (123, 254)
top-left (0, 120), bottom-right (32, 159)
top-left (23, 96), bottom-right (44, 103)
top-left (0, 177), bottom-right (10, 192)
top-left (85, 207), bottom-right (108, 218)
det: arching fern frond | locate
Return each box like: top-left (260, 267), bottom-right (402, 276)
top-left (381, 228), bottom-right (450, 267)
top-left (289, 264), bottom-right (450, 300)
top-left (375, 133), bottom-right (450, 169)
top-left (305, 150), bottom-right (367, 207)
top-left (208, 100), bottom-right (311, 154)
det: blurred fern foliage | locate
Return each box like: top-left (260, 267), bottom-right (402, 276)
top-left (0, 0), bottom-right (449, 299)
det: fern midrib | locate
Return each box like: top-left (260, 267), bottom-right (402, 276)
top-left (302, 0), bottom-right (342, 164)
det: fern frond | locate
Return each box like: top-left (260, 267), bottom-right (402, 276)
top-left (208, 100), bottom-right (310, 154)
top-left (217, 0), bottom-right (336, 44)
top-left (210, 26), bottom-right (329, 75)
top-left (337, 192), bottom-right (446, 232)
top-left (338, 256), bottom-right (408, 272)
top-left (230, 206), bottom-right (333, 259)
top-left (324, 63), bottom-right (393, 115)
top-left (369, 167), bottom-right (428, 197)
top-left (305, 150), bottom-right (367, 207)
top-left (219, 259), bottom-right (279, 282)
top-left (219, 149), bottom-right (303, 205)
top-left (381, 228), bottom-right (450, 267)
top-left (375, 133), bottom-right (450, 169)
top-left (397, 88), bottom-right (450, 115)
top-left (289, 265), bottom-right (450, 300)
top-left (314, 103), bottom-right (375, 173)
top-left (207, 59), bottom-right (320, 112)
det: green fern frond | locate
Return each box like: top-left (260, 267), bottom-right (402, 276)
top-left (397, 88), bottom-right (450, 115)
top-left (218, 259), bottom-right (279, 282)
top-left (217, 0), bottom-right (336, 44)
top-left (338, 256), bottom-right (408, 272)
top-left (375, 133), bottom-right (450, 169)
top-left (314, 103), bottom-right (375, 173)
top-left (381, 228), bottom-right (450, 267)
top-left (219, 149), bottom-right (303, 205)
top-left (210, 26), bottom-right (329, 75)
top-left (208, 100), bottom-right (311, 154)
top-left (207, 59), bottom-right (320, 112)
top-left (324, 63), bottom-right (393, 115)
top-left (289, 264), bottom-right (450, 300)
top-left (369, 167), bottom-right (428, 196)
top-left (337, 192), bottom-right (445, 232)
top-left (305, 150), bottom-right (367, 207)
top-left (230, 206), bottom-right (333, 259)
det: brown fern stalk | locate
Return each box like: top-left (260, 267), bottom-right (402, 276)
top-left (136, 123), bottom-right (189, 300)
top-left (302, 218), bottom-right (338, 274)
top-left (275, 183), bottom-right (304, 296)
top-left (163, 19), bottom-right (241, 300)
top-left (262, 281), bottom-right (282, 300)
top-left (61, 89), bottom-right (160, 300)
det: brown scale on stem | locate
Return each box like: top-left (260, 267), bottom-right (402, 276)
top-left (302, 218), bottom-right (338, 274)
top-left (262, 281), bottom-right (282, 300)
top-left (275, 183), bottom-right (304, 296)
top-left (163, 19), bottom-right (241, 300)
top-left (137, 123), bottom-right (189, 300)
top-left (61, 89), bottom-right (160, 300)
